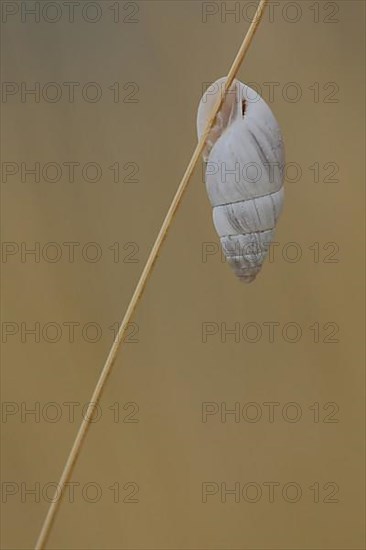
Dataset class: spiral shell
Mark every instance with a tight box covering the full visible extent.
[197,77,285,282]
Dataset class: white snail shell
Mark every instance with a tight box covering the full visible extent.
[197,77,285,282]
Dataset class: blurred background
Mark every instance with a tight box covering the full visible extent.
[1,1,365,548]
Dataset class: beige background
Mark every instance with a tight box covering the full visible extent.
[1,1,365,549]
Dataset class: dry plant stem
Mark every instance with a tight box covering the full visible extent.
[34,1,269,548]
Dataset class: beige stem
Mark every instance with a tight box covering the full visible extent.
[35,1,269,547]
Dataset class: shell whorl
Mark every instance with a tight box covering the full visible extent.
[197,77,285,282]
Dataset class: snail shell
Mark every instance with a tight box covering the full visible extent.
[197,77,285,282]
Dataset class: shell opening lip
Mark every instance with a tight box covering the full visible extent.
[241,99,247,117]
